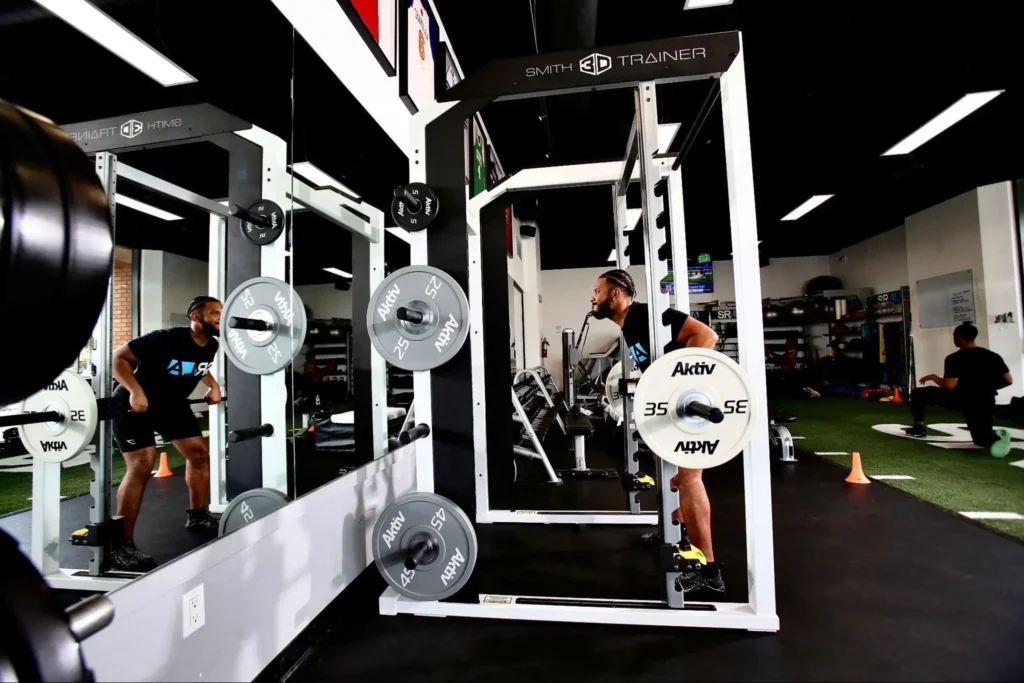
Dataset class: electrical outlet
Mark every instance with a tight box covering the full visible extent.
[182,584,205,639]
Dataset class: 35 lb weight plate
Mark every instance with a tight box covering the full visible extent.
[222,276,308,375]
[633,348,757,470]
[218,487,290,536]
[17,370,98,463]
[367,266,471,371]
[372,492,478,601]
[604,360,640,425]
[239,200,285,246]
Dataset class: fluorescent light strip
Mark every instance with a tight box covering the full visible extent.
[291,162,362,199]
[386,227,412,244]
[115,194,183,221]
[608,250,617,262]
[883,90,1005,156]
[323,267,352,278]
[33,0,195,87]
[781,195,834,221]
[684,0,734,9]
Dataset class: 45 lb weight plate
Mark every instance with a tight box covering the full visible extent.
[218,487,290,536]
[633,348,757,470]
[222,276,308,375]
[372,492,478,601]
[367,266,470,371]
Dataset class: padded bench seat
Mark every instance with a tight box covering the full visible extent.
[769,408,797,424]
[565,410,595,437]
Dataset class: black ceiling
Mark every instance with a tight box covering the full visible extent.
[1,0,1021,280]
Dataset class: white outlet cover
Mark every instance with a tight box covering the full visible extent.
[182,584,205,639]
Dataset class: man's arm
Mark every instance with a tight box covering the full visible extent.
[997,372,1013,390]
[677,316,719,350]
[112,344,143,394]
[921,374,958,390]
[201,372,223,403]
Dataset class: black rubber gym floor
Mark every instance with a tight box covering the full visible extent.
[0,465,216,568]
[278,444,1024,682]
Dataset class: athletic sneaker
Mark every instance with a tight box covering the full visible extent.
[702,562,725,593]
[675,561,725,594]
[904,425,927,438]
[108,538,157,572]
[990,428,1012,459]
[185,508,220,532]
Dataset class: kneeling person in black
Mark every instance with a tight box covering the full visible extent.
[109,296,223,571]
[907,322,1012,457]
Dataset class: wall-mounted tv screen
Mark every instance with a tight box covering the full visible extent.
[688,260,714,293]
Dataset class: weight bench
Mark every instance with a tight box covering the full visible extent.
[557,409,616,479]
[768,408,798,463]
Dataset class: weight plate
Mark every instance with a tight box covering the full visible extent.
[372,492,478,601]
[222,276,308,375]
[240,199,285,246]
[604,360,640,425]
[17,370,98,463]
[390,183,439,232]
[218,487,290,536]
[633,348,757,470]
[366,265,470,371]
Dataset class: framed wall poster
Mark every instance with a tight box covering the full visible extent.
[339,0,397,76]
[398,0,440,114]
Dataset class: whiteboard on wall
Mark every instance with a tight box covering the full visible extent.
[917,270,976,329]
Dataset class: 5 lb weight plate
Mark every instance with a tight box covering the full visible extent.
[17,370,98,463]
[372,492,478,601]
[239,200,285,246]
[218,487,290,536]
[367,265,471,371]
[390,183,439,232]
[222,276,308,375]
[633,348,757,470]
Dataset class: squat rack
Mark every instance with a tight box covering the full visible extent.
[34,104,387,591]
[388,30,777,630]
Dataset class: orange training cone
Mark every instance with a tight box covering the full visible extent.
[892,386,903,404]
[153,451,173,478]
[845,452,870,485]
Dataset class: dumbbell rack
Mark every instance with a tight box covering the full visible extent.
[510,367,566,485]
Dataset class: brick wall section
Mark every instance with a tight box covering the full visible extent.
[112,258,133,351]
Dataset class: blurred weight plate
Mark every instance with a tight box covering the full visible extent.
[604,360,640,425]
[218,488,290,536]
[222,276,308,375]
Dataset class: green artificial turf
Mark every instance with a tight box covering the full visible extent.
[772,396,1024,540]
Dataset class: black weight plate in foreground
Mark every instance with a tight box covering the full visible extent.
[390,182,439,231]
[372,492,478,601]
[240,199,285,246]
[0,530,94,683]
[218,488,290,536]
[0,101,113,407]
[366,265,471,371]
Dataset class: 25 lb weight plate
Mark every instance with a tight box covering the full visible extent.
[372,492,478,601]
[17,370,98,463]
[367,265,471,371]
[218,487,290,536]
[222,276,308,375]
[633,348,757,470]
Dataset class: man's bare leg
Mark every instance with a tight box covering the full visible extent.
[116,446,157,539]
[674,467,714,562]
[172,436,210,510]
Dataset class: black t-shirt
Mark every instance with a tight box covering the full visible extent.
[944,346,1009,400]
[117,328,219,402]
[620,303,690,372]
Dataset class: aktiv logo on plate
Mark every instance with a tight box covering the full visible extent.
[580,53,612,76]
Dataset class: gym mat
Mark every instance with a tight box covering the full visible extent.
[771,396,1024,540]
[0,465,216,568]
[278,451,1024,682]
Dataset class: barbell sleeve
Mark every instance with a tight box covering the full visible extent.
[231,204,269,228]
[683,402,725,424]
[65,594,115,643]
[228,423,274,444]
[0,410,63,429]
[399,423,431,445]
[229,316,272,331]
[405,538,437,570]
[396,307,425,324]
[394,186,423,213]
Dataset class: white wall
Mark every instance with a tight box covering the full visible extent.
[521,231,543,368]
[905,189,989,386]
[139,250,164,335]
[540,265,648,387]
[296,284,353,320]
[977,182,1024,402]
[161,253,209,329]
[830,226,909,294]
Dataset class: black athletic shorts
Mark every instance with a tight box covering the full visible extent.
[111,389,202,452]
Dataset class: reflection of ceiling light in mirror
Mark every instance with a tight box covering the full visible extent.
[291,162,361,199]
[684,0,734,8]
[323,267,352,278]
[115,194,183,221]
[608,250,617,262]
[386,227,412,244]
[32,0,196,86]
[882,90,1005,156]
[781,195,834,221]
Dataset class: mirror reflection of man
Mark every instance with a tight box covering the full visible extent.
[590,269,723,595]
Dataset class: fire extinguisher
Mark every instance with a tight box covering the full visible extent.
[541,337,550,359]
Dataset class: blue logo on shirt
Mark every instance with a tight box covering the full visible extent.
[629,343,648,364]
[167,360,211,377]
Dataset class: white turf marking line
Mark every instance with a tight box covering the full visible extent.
[869,475,916,480]
[815,451,849,456]
[959,511,1024,520]
[790,436,805,440]
[1011,460,1024,470]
